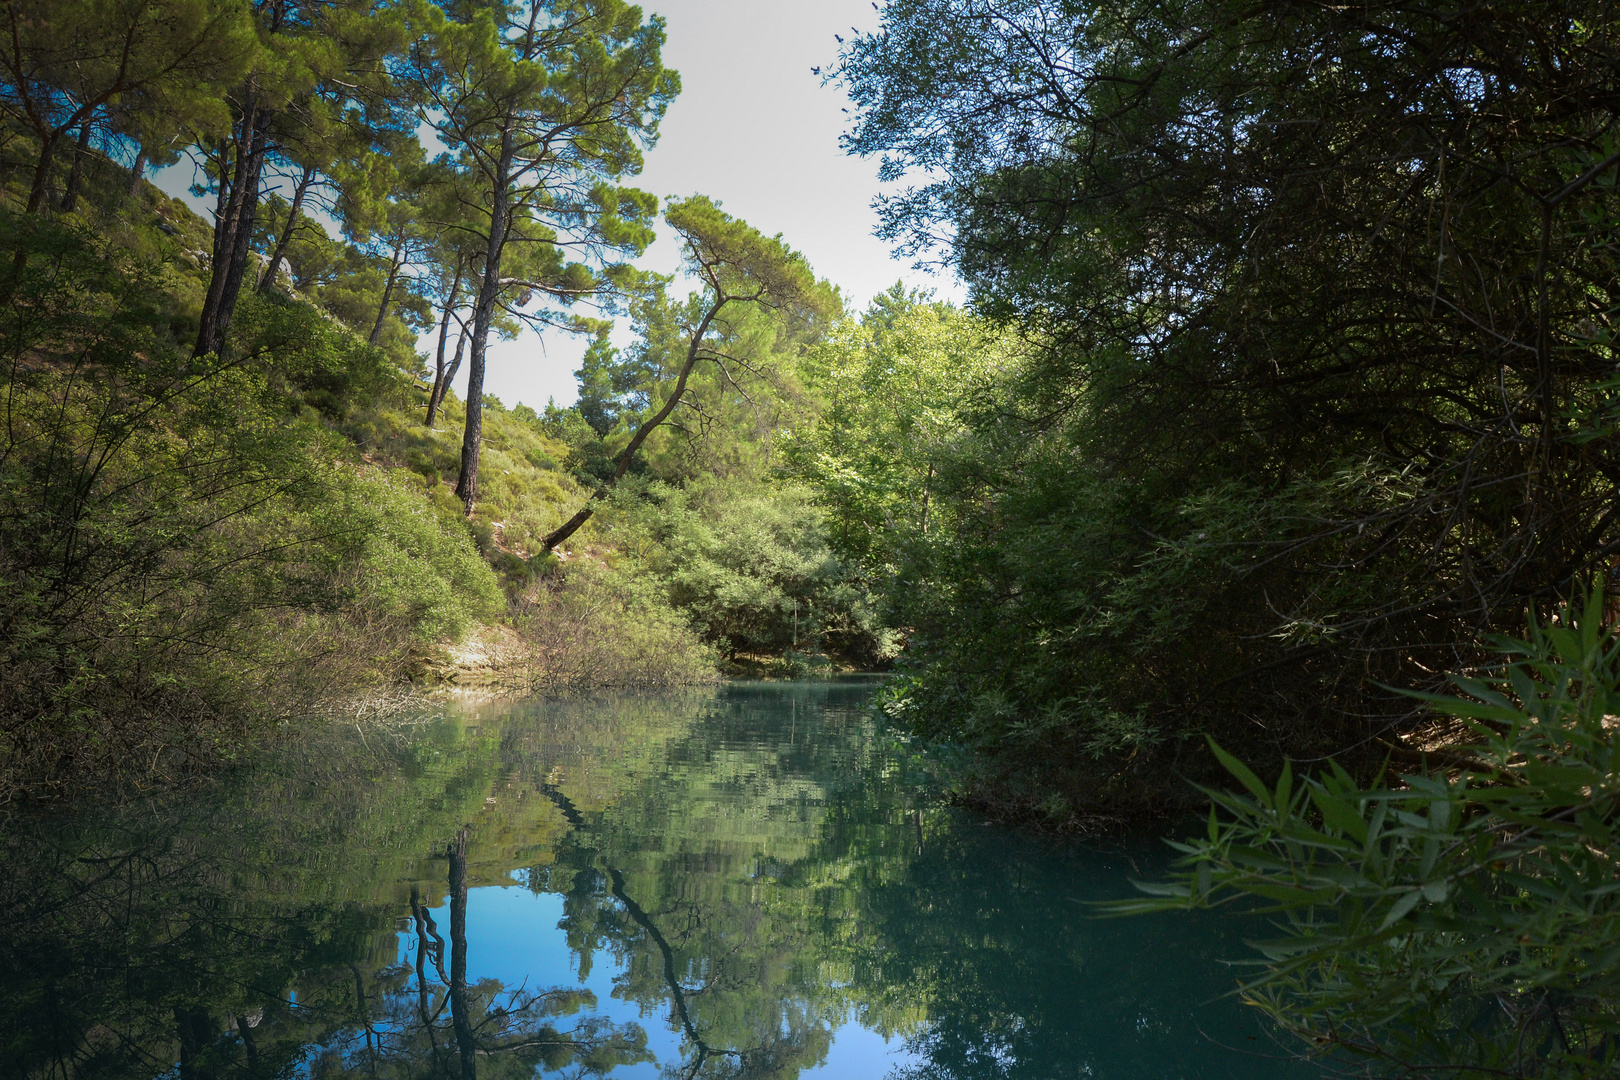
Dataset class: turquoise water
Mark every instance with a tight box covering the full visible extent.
[0,679,1305,1078]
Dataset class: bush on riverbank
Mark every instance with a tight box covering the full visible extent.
[593,477,897,668]
[1124,590,1620,1077]
[504,562,719,691]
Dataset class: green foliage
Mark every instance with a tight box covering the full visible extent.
[0,210,502,800]
[542,392,624,486]
[0,0,893,808]
[789,285,1012,571]
[1116,590,1620,1078]
[337,471,505,641]
[399,0,678,513]
[829,0,1620,822]
[230,287,414,416]
[0,0,253,212]
[536,194,843,550]
[352,389,587,556]
[596,478,893,665]
[574,323,638,437]
[525,197,885,675]
[584,281,822,484]
[250,184,432,375]
[507,559,719,690]
[874,449,1422,816]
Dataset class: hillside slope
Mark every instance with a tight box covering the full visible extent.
[0,140,718,802]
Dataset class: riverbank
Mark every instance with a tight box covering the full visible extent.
[0,146,889,806]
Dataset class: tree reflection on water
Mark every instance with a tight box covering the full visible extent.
[0,682,1297,1080]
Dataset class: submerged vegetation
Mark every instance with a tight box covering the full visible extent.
[4,0,1620,1073]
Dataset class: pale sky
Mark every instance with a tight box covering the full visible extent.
[160,0,958,410]
[488,0,960,409]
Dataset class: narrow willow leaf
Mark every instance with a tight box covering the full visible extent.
[1379,889,1422,930]
[1310,786,1369,843]
[1208,738,1271,807]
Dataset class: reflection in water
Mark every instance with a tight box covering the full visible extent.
[0,681,1302,1079]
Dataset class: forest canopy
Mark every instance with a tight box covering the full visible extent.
[831,0,1620,812]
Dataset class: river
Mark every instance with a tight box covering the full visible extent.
[1,678,1307,1079]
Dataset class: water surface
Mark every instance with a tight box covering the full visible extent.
[2,679,1303,1078]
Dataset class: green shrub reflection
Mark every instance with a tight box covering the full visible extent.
[0,683,1295,1079]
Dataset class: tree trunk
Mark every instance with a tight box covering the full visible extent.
[59,115,95,212]
[235,1013,261,1073]
[431,325,469,428]
[195,96,271,357]
[370,237,407,345]
[409,886,443,1060]
[5,122,69,291]
[427,269,463,426]
[542,299,724,550]
[213,110,271,340]
[455,121,516,516]
[455,300,491,515]
[126,144,148,198]
[2,128,57,293]
[175,1006,220,1080]
[23,127,63,215]
[607,866,713,1059]
[196,122,249,355]
[210,137,232,238]
[447,828,478,1080]
[257,163,314,292]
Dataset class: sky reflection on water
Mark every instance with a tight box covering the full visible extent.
[1,679,1305,1079]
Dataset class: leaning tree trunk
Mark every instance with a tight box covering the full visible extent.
[257,163,315,292]
[542,300,723,550]
[370,237,407,345]
[430,325,468,428]
[427,268,463,426]
[22,125,66,215]
[7,117,72,291]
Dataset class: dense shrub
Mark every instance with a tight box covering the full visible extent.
[505,561,719,690]
[0,213,502,801]
[230,289,415,419]
[595,478,896,667]
[831,0,1620,822]
[332,472,505,642]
